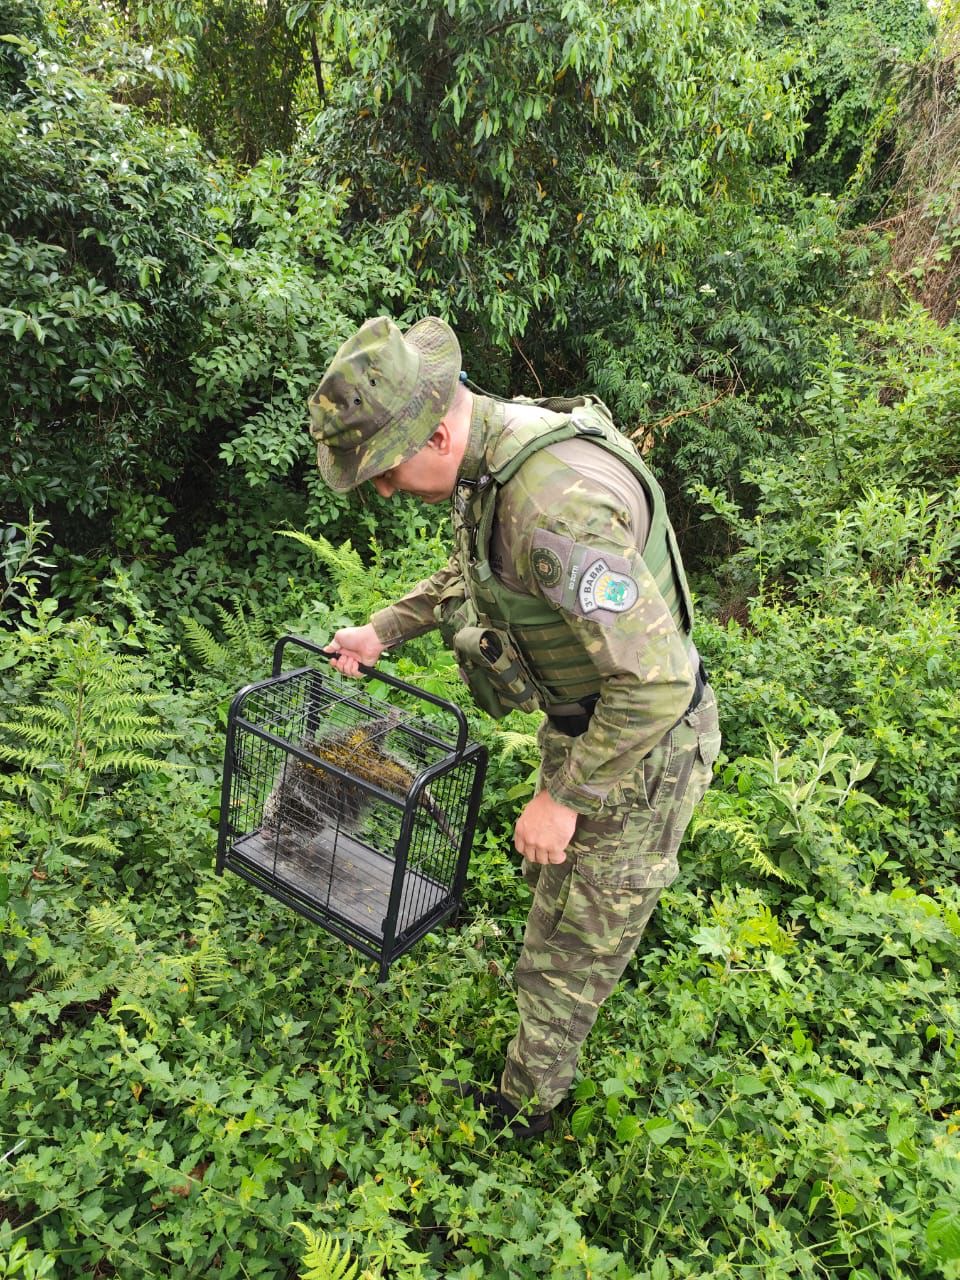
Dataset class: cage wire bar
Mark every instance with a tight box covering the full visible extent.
[216,635,488,979]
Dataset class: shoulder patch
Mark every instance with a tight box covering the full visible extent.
[578,559,639,614]
[528,529,643,626]
[532,547,563,589]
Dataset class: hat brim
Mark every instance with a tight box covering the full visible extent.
[313,316,461,493]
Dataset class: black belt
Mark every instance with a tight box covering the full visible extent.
[546,694,599,738]
[546,659,708,740]
[678,657,707,730]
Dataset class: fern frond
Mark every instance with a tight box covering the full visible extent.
[0,621,175,871]
[48,977,107,1007]
[692,812,799,886]
[494,729,539,762]
[158,934,231,995]
[0,741,61,770]
[79,714,165,739]
[179,615,231,670]
[88,903,138,943]
[276,529,368,592]
[189,938,231,995]
[0,625,173,783]
[218,603,267,650]
[90,751,179,775]
[62,832,121,855]
[291,1223,359,1280]
[2,708,75,733]
[111,1000,160,1039]
[179,603,272,677]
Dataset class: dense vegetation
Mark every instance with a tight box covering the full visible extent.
[2,1,959,1277]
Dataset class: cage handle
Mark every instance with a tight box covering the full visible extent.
[271,633,470,755]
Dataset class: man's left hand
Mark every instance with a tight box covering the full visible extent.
[514,790,578,864]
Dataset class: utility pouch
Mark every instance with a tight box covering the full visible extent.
[436,595,541,719]
[454,625,540,716]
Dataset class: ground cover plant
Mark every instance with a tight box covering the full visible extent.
[3,416,959,1276]
[2,1,960,1277]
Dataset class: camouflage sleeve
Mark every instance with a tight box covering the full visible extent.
[508,492,694,815]
[369,556,462,647]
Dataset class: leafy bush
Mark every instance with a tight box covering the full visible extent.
[3,5,960,1279]
[0,26,218,524]
[0,14,410,573]
[758,0,936,202]
[294,0,804,341]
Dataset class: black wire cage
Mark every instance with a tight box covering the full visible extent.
[216,636,488,979]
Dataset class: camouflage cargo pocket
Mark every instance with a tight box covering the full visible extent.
[579,687,720,890]
[526,858,653,959]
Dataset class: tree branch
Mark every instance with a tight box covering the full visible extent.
[309,32,326,107]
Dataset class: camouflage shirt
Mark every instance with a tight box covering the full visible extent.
[370,395,695,814]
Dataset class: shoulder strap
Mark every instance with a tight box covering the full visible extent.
[473,397,695,636]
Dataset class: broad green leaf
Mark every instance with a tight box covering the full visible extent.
[570,1104,595,1139]
[616,1114,641,1142]
[927,1207,960,1261]
[644,1117,680,1146]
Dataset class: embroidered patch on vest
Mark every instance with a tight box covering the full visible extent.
[578,559,639,614]
[532,547,563,589]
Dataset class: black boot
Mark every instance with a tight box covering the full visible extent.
[448,1081,554,1140]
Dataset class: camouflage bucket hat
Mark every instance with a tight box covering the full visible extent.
[308,315,461,493]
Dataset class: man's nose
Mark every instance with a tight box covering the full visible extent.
[372,475,393,498]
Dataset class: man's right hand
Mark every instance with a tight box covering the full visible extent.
[324,624,386,678]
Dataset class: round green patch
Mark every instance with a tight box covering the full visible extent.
[532,548,563,589]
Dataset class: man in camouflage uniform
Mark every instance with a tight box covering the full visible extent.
[310,315,721,1138]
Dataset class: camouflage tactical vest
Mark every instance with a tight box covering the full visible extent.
[436,396,694,720]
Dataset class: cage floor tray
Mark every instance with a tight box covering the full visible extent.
[227,825,449,940]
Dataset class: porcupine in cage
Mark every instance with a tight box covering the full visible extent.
[260,714,456,881]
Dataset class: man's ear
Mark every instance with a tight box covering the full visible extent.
[427,420,451,453]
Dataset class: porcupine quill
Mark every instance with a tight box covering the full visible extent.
[261,715,458,853]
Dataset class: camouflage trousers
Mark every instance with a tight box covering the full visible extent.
[500,687,721,1113]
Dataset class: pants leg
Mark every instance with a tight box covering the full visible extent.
[501,688,721,1112]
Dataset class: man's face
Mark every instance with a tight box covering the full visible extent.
[370,433,456,504]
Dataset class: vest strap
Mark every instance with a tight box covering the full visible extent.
[446,396,696,720]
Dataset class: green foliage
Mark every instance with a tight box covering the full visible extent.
[585,193,856,517]
[570,877,960,1279]
[0,11,399,563]
[293,1223,359,1280]
[0,1230,56,1280]
[158,0,316,163]
[690,303,960,884]
[882,23,960,324]
[0,618,178,895]
[2,4,960,1278]
[696,305,960,598]
[698,586,960,882]
[759,0,935,202]
[0,0,45,92]
[45,0,318,164]
[179,602,274,683]
[0,515,54,616]
[0,21,216,524]
[691,726,882,888]
[292,0,808,376]
[193,156,404,499]
[2,702,957,1280]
